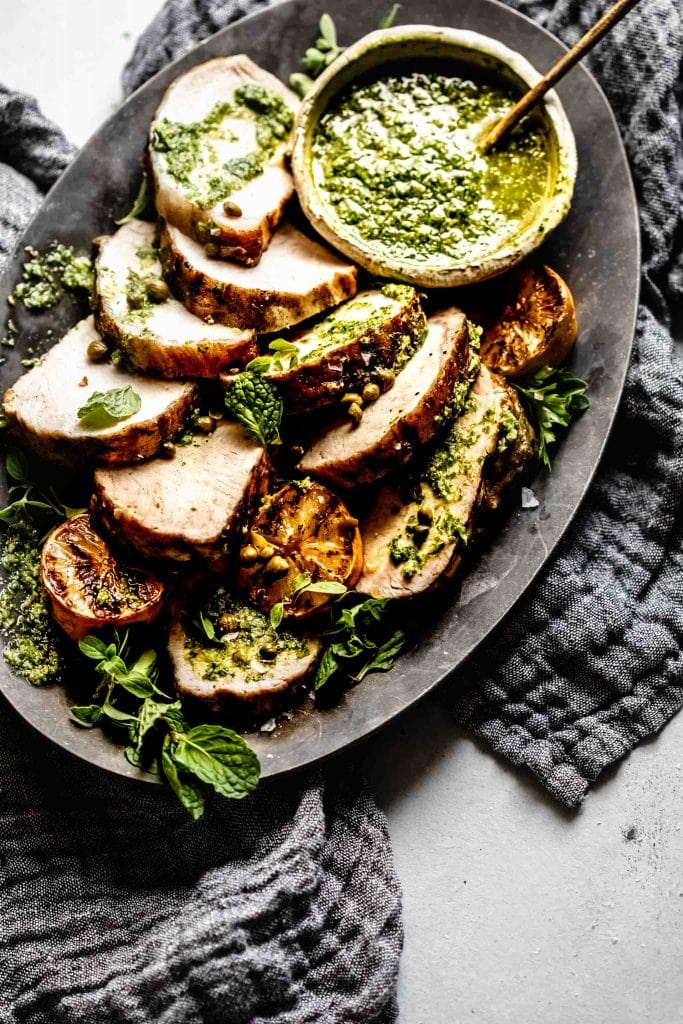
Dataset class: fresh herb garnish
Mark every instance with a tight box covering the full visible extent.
[72,632,260,818]
[116,176,150,225]
[513,366,589,468]
[223,371,283,446]
[314,597,405,690]
[290,8,402,97]
[77,385,142,429]
[246,338,300,375]
[192,607,217,643]
[0,447,84,525]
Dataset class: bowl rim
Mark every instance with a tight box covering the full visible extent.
[292,24,579,288]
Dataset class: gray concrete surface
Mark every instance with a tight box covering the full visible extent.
[2,4,682,1021]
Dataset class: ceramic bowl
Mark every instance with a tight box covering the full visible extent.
[292,25,578,288]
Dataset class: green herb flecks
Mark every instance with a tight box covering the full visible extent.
[513,366,589,468]
[73,632,260,818]
[77,385,142,429]
[116,177,150,225]
[314,597,405,691]
[12,244,94,311]
[0,519,67,687]
[224,371,283,446]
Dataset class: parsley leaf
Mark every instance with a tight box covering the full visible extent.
[315,597,405,690]
[223,371,283,446]
[77,385,142,429]
[513,366,589,468]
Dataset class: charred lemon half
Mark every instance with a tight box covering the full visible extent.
[41,513,166,640]
[480,264,578,379]
[237,481,363,619]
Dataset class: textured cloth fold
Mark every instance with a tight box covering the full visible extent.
[0,3,402,1022]
[451,0,683,808]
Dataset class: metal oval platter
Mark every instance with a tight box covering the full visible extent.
[0,0,639,785]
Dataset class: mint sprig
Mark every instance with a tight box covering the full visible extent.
[223,371,283,446]
[72,631,260,818]
[315,597,405,690]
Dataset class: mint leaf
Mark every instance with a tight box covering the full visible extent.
[513,366,589,468]
[315,597,403,691]
[355,630,405,681]
[6,448,28,482]
[304,581,348,595]
[270,602,284,629]
[78,636,109,661]
[161,735,206,820]
[319,13,337,48]
[70,703,103,725]
[78,385,141,429]
[223,371,283,446]
[171,724,260,800]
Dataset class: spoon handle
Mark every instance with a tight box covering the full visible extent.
[480,0,643,152]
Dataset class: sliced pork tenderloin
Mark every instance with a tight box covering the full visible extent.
[169,584,319,715]
[299,306,468,486]
[253,285,427,415]
[149,55,299,265]
[94,219,257,377]
[2,317,195,466]
[159,219,357,334]
[357,366,535,599]
[93,421,270,562]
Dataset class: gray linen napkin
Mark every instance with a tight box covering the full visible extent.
[0,36,401,1024]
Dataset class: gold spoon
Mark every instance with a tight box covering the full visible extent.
[479,0,643,152]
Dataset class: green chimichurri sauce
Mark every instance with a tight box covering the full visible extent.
[151,84,295,211]
[312,72,552,267]
[11,244,94,311]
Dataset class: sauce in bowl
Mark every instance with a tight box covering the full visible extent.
[311,71,553,269]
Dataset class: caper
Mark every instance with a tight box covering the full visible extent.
[266,555,289,577]
[223,200,243,217]
[259,642,277,661]
[233,644,251,665]
[208,409,224,422]
[341,392,363,406]
[251,531,269,550]
[417,506,433,526]
[146,278,171,303]
[197,415,216,434]
[240,545,258,564]
[259,544,276,561]
[127,291,144,310]
[218,613,240,632]
[87,339,109,363]
[412,524,430,546]
[205,242,220,258]
[362,382,381,403]
[158,441,176,460]
[375,368,396,392]
[347,402,364,426]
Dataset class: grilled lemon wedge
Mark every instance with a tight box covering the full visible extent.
[40,513,166,640]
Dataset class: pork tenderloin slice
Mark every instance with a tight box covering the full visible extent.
[150,55,299,265]
[95,220,257,377]
[259,285,427,415]
[299,306,468,486]
[358,366,533,599]
[94,421,270,562]
[169,588,319,715]
[2,317,195,466]
[159,219,357,334]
